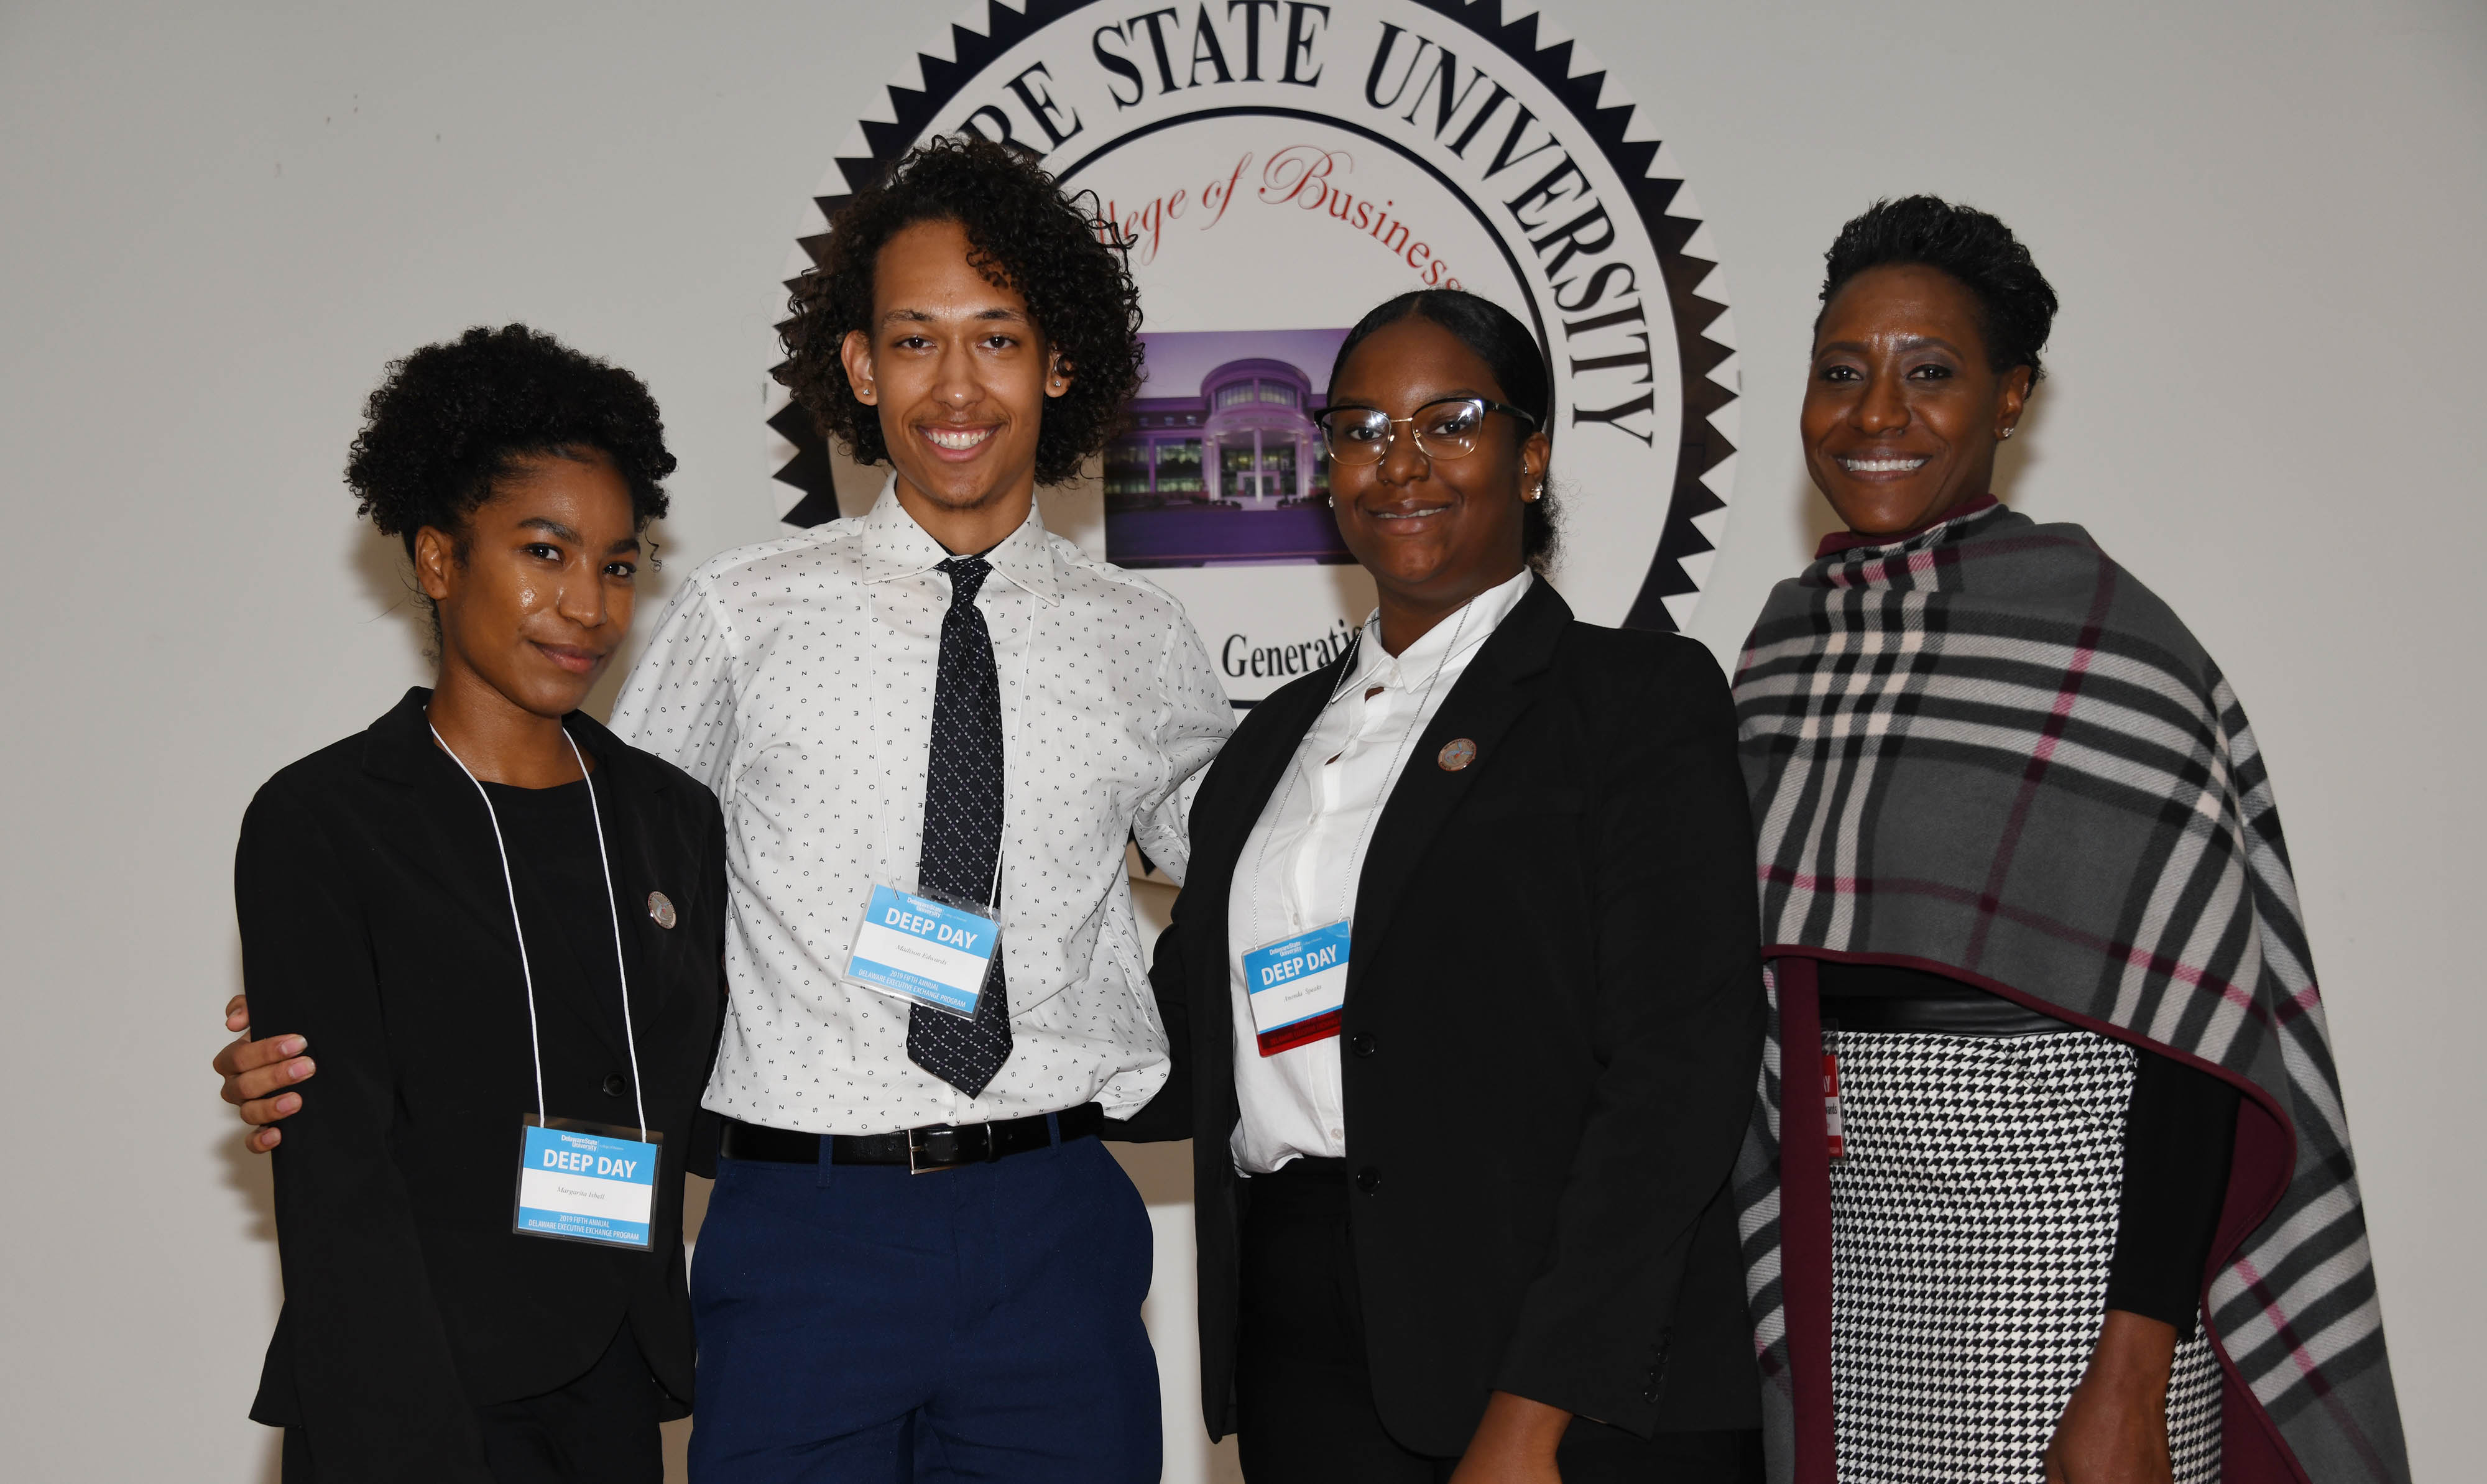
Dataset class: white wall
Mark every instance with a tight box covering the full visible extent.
[2,2,2478,1480]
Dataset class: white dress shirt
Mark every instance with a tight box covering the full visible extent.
[1224,569,1534,1174]
[609,481,1233,1135]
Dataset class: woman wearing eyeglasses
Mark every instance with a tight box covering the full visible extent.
[1125,290,1767,1483]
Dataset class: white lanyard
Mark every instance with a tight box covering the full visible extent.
[1247,601,1475,948]
[862,564,1039,913]
[431,724,648,1140]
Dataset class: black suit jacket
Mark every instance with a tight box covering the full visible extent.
[238,689,725,1483]
[1124,579,1765,1453]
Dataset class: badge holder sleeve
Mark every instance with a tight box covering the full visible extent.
[841,880,1002,1020]
[512,1115,663,1250]
[1240,920,1352,1056]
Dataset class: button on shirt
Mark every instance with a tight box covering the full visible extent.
[609,482,1233,1135]
[1225,569,1533,1174]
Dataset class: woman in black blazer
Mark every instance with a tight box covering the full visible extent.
[1125,292,1766,1482]
[232,327,724,1483]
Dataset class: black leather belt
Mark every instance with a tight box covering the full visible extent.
[1822,990,2070,1038]
[720,1103,1105,1174]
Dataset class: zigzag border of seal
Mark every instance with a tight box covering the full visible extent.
[764,0,1737,634]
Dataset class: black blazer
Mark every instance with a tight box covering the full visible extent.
[238,689,726,1482]
[1124,579,1765,1453]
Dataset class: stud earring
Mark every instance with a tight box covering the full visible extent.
[2001,425,2016,440]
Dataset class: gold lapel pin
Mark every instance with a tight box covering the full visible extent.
[1437,738,1477,772]
[647,891,677,929]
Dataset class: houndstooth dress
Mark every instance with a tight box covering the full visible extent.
[1828,1027,2223,1483]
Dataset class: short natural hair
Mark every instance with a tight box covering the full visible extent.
[1331,289,1559,574]
[1817,196,2059,381]
[346,323,673,560]
[777,135,1145,484]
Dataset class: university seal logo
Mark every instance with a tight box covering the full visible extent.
[768,0,1737,701]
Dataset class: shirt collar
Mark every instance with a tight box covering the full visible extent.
[853,474,1063,605]
[1334,568,1534,700]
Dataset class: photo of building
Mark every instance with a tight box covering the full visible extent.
[1104,328,1354,568]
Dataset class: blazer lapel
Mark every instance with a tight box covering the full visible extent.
[1347,580,1570,984]
[1194,680,1336,902]
[569,713,679,1029]
[471,727,644,1069]
[368,696,672,1061]
[1183,665,1339,1081]
[364,688,548,952]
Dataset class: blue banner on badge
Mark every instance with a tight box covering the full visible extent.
[1242,920,1351,1057]
[514,1120,658,1249]
[845,884,1000,1017]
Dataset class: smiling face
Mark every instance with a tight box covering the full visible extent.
[1326,316,1551,647]
[1803,263,2033,537]
[840,217,1068,548]
[415,451,642,721]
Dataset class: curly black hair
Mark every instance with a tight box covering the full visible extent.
[1819,196,2059,381]
[777,135,1145,485]
[1331,289,1561,576]
[346,323,675,560]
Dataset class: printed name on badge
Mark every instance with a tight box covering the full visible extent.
[845,883,1002,1018]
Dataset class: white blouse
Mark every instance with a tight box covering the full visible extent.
[1224,569,1534,1174]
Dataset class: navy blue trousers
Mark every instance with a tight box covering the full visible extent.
[687,1131,1160,1484]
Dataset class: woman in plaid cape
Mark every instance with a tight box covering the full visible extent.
[1730,199,2408,1484]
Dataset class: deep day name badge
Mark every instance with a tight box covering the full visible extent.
[1242,921,1351,1057]
[513,1117,660,1250]
[844,884,1000,1018]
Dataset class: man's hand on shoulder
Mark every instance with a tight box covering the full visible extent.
[213,994,313,1153]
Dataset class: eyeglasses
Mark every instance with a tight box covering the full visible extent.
[1313,397,1538,466]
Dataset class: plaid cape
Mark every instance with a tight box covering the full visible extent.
[1728,502,2407,1484]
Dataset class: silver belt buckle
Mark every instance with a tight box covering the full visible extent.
[907,1125,970,1174]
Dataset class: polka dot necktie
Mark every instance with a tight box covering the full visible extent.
[905,556,1013,1097]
